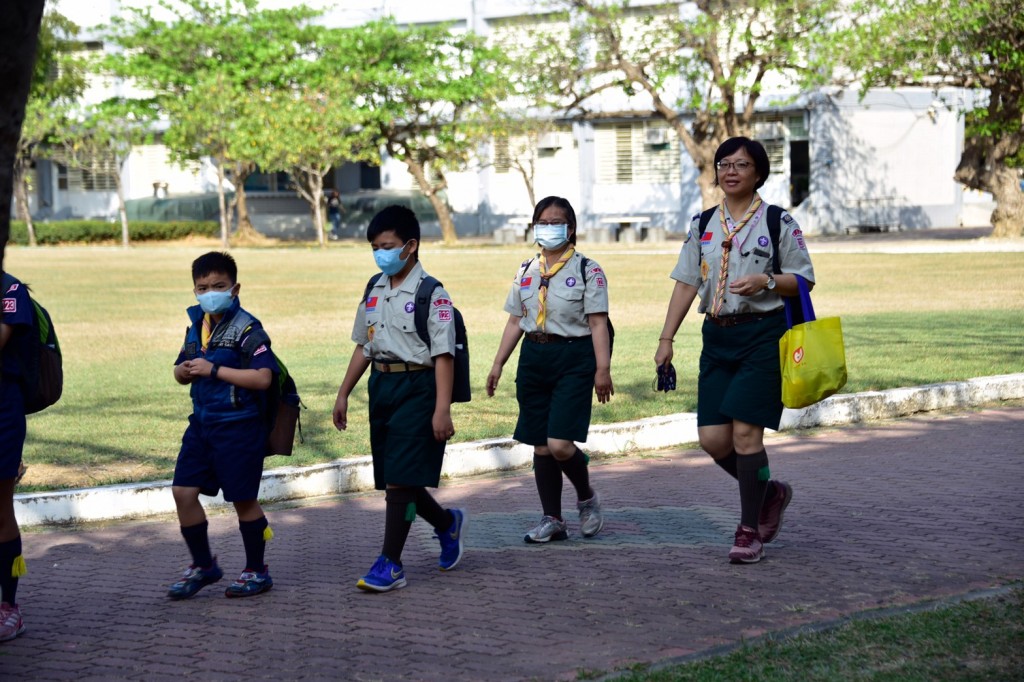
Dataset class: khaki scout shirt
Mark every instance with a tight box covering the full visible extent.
[503,251,609,336]
[351,261,456,365]
[670,203,816,315]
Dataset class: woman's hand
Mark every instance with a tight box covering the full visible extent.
[486,364,502,397]
[728,274,770,297]
[655,338,674,369]
[594,367,614,404]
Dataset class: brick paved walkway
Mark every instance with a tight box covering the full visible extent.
[3,407,1022,680]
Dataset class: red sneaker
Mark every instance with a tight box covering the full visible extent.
[728,525,765,564]
[759,481,793,544]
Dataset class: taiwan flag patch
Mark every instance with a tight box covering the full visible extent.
[520,277,532,288]
[700,232,713,243]
[366,296,378,312]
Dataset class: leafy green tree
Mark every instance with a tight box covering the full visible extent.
[334,19,512,243]
[520,0,845,208]
[104,0,325,245]
[242,85,377,247]
[50,99,155,248]
[845,0,1024,237]
[15,7,85,247]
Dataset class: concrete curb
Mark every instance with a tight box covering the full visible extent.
[15,374,1024,526]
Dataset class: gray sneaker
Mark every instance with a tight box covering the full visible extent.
[577,493,604,538]
[524,515,569,544]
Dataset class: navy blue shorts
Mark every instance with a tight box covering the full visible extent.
[0,381,26,480]
[173,415,266,502]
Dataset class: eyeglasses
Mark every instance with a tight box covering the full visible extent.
[715,160,753,172]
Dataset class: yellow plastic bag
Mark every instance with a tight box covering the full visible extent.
[779,277,848,409]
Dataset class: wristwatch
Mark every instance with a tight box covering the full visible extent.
[765,273,776,291]
[211,364,221,380]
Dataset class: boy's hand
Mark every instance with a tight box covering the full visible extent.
[174,361,194,384]
[185,358,215,378]
[485,365,502,397]
[432,409,454,442]
[333,394,349,431]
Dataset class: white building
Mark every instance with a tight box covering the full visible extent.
[28,0,993,236]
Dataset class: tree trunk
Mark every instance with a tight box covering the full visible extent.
[231,161,260,240]
[310,172,325,248]
[403,159,457,244]
[0,0,45,271]
[954,137,1024,238]
[115,162,130,248]
[13,160,36,247]
[215,155,229,248]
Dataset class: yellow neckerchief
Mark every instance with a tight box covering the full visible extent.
[200,313,214,353]
[536,246,576,330]
[710,194,763,317]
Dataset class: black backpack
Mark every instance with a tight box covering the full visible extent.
[1,273,63,414]
[363,273,471,403]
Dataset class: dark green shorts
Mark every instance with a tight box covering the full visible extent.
[367,368,445,490]
[697,312,787,430]
[514,336,596,446]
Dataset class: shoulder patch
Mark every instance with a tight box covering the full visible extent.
[690,213,701,221]
[782,212,795,224]
[3,298,15,314]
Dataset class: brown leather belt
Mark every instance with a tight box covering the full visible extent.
[524,332,574,344]
[706,307,784,328]
[373,361,430,373]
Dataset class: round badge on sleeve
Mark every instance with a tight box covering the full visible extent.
[404,301,415,313]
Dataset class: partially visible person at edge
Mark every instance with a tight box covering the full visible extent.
[0,273,32,641]
[486,196,613,544]
[327,189,343,240]
[168,251,279,599]
[333,205,467,592]
[655,137,815,564]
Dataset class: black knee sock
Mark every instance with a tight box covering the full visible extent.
[534,454,563,519]
[737,450,770,530]
[713,450,739,479]
[382,488,417,564]
[558,447,594,502]
[414,487,453,532]
[239,516,269,571]
[0,536,22,606]
[716,450,776,504]
[180,521,214,568]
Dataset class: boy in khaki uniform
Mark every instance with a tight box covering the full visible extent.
[333,205,467,591]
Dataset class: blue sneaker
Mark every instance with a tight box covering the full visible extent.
[436,508,467,571]
[357,555,407,592]
[167,558,223,600]
[224,565,273,598]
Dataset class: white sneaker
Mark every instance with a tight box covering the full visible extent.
[524,515,568,544]
[0,603,25,642]
[577,493,605,538]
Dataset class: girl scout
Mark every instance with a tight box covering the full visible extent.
[486,196,613,543]
[333,205,467,592]
[655,137,815,564]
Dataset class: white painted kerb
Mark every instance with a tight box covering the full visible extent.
[15,375,1024,526]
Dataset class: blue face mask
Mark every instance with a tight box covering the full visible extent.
[373,243,410,276]
[534,224,569,250]
[196,289,235,314]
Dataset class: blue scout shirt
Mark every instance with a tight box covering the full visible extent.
[175,297,278,424]
[1,274,34,380]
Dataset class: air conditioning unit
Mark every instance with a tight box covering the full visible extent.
[537,132,567,150]
[644,127,670,146]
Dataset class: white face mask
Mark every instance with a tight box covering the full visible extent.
[534,223,569,250]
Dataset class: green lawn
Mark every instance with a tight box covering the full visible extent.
[6,241,1024,490]
[603,587,1024,682]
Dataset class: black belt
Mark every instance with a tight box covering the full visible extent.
[706,307,784,328]
[524,332,578,344]
[373,361,430,373]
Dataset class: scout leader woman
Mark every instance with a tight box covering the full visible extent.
[486,196,612,544]
[654,137,815,564]
[333,205,467,592]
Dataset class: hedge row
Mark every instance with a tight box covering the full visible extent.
[8,220,219,245]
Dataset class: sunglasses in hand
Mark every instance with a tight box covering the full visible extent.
[654,362,676,392]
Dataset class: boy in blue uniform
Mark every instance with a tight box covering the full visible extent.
[333,205,467,592]
[168,252,279,599]
[0,273,33,640]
